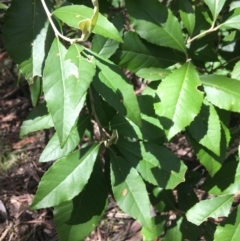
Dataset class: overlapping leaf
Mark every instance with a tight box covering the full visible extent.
[186,195,233,226]
[200,75,240,113]
[53,5,122,42]
[2,0,54,81]
[117,139,187,189]
[31,144,100,209]
[93,60,141,126]
[179,0,195,35]
[203,161,240,195]
[113,31,185,73]
[155,62,203,140]
[126,0,186,53]
[187,101,221,156]
[220,15,240,30]
[110,153,153,230]
[39,115,90,162]
[54,160,108,241]
[20,103,53,137]
[43,38,93,146]
[136,67,171,81]
[231,61,240,80]
[214,206,240,241]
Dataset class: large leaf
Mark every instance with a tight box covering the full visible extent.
[154,62,203,140]
[113,31,185,73]
[117,139,187,189]
[2,0,54,81]
[43,38,89,146]
[203,161,240,195]
[39,115,90,162]
[20,103,53,137]
[126,0,186,53]
[93,60,141,127]
[53,5,122,42]
[65,44,96,108]
[54,160,108,241]
[187,101,221,155]
[31,144,100,209]
[110,153,153,231]
[179,0,195,35]
[186,195,233,226]
[204,0,227,21]
[200,75,240,113]
[214,206,240,241]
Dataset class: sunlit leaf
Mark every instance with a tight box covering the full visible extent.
[186,195,233,226]
[204,0,227,21]
[155,62,203,140]
[31,144,100,209]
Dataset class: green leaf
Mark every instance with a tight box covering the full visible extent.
[200,75,240,113]
[110,113,165,141]
[186,195,233,226]
[30,77,42,106]
[0,3,8,10]
[204,0,227,22]
[92,35,119,59]
[116,139,187,189]
[229,2,240,11]
[136,67,171,81]
[187,101,221,156]
[186,133,223,176]
[154,62,203,140]
[214,206,240,241]
[31,144,100,209]
[126,0,186,54]
[220,15,240,30]
[43,38,89,146]
[113,31,185,73]
[39,115,90,162]
[203,161,240,195]
[53,5,123,42]
[231,60,240,80]
[20,103,53,137]
[110,152,153,231]
[179,0,195,35]
[93,60,142,127]
[162,218,183,241]
[2,0,54,81]
[54,160,108,241]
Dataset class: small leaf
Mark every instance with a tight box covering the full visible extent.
[204,0,227,22]
[203,161,240,195]
[136,67,171,81]
[43,38,88,146]
[110,152,153,230]
[126,0,186,53]
[200,75,240,113]
[162,218,183,241]
[155,62,203,140]
[187,101,221,156]
[92,35,119,59]
[117,139,187,189]
[229,2,240,11]
[186,195,233,226]
[54,160,108,241]
[214,206,240,241]
[20,103,53,137]
[53,5,123,42]
[0,3,8,10]
[39,115,90,162]
[31,144,100,209]
[94,60,142,127]
[179,0,195,35]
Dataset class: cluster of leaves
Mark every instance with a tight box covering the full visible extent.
[2,0,240,240]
